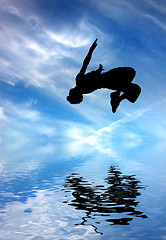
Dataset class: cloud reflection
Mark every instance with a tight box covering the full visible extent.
[63,165,148,234]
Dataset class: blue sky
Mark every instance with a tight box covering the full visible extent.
[1,0,166,160]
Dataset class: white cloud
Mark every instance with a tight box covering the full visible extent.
[3,130,29,150]
[2,97,165,161]
[143,13,166,31]
[0,99,96,159]
[1,0,23,18]
[0,107,8,121]
[0,1,117,125]
[46,17,107,48]
[37,143,57,154]
[84,99,166,155]
[147,0,166,13]
[3,100,41,122]
[1,0,40,27]
[84,0,166,31]
[47,30,91,48]
[0,1,109,108]
[35,125,57,137]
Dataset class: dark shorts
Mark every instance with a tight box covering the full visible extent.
[101,67,136,91]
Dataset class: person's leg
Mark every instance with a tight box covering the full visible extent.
[110,90,121,113]
[122,83,141,103]
[110,83,141,113]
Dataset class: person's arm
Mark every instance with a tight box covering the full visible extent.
[79,39,98,75]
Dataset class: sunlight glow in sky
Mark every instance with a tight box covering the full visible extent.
[1,0,166,159]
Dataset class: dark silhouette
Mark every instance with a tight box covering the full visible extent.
[63,165,148,235]
[67,39,141,113]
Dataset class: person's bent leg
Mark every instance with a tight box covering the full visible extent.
[110,83,141,113]
[123,83,141,103]
[110,90,121,113]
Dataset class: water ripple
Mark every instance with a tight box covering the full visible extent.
[63,165,148,234]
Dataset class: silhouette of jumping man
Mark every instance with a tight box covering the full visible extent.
[67,39,141,113]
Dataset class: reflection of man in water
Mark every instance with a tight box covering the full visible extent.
[67,39,141,113]
[63,165,147,229]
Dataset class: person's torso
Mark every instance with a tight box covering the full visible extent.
[76,71,102,94]
[75,67,136,93]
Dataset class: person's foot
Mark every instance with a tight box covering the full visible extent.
[110,92,120,113]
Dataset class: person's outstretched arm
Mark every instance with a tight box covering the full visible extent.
[79,39,98,75]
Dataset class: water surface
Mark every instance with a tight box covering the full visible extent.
[0,142,166,239]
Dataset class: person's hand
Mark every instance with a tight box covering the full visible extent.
[99,63,104,71]
[91,38,98,50]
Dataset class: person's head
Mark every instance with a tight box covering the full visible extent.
[67,87,83,104]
